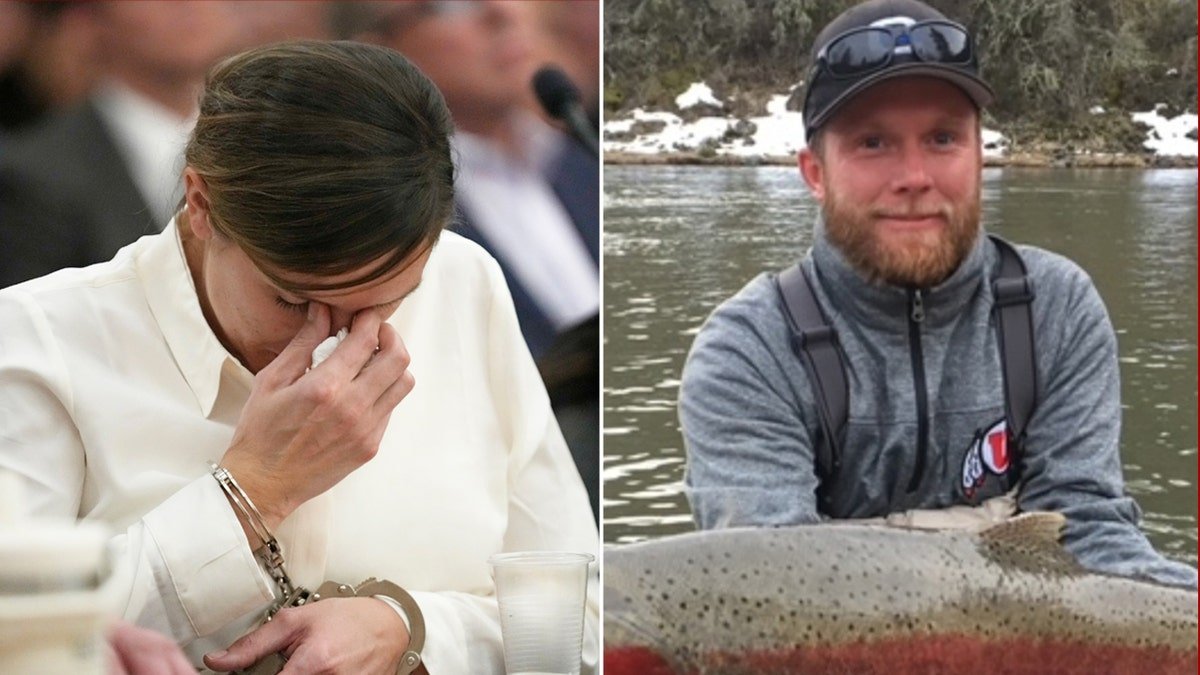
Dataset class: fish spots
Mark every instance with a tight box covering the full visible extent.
[605,523,1199,667]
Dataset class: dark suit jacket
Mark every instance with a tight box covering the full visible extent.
[0,100,157,288]
[451,138,600,359]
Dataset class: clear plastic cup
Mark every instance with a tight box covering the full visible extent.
[0,472,113,675]
[489,551,594,675]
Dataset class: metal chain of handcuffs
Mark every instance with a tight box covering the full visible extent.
[210,463,425,675]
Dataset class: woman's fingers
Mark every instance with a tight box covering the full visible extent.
[259,302,331,388]
[203,609,300,672]
[313,310,384,379]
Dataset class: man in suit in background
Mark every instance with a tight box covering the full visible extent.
[0,1,335,289]
[338,1,601,520]
[0,1,101,134]
[0,2,244,288]
[338,1,599,361]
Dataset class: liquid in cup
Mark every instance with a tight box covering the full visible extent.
[489,551,594,675]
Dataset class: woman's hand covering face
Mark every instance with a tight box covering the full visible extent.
[218,302,415,530]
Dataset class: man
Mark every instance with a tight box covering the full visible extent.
[0,1,101,133]
[679,0,1197,588]
[0,2,334,289]
[0,2,246,288]
[526,0,600,129]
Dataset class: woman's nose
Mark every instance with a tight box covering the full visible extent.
[328,308,355,335]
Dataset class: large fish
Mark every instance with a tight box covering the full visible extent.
[603,513,1197,675]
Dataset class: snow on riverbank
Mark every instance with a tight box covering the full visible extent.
[1133,105,1199,158]
[605,81,1198,161]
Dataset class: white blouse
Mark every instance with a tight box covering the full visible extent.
[0,221,598,672]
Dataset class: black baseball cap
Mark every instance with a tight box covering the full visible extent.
[802,0,994,141]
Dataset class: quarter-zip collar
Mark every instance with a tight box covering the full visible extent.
[808,217,993,330]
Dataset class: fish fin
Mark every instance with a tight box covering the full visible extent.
[978,512,1085,576]
[980,511,1066,544]
[603,584,685,670]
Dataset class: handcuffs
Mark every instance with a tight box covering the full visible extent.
[211,463,425,675]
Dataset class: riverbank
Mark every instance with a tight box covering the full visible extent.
[603,83,1199,169]
[604,150,1198,168]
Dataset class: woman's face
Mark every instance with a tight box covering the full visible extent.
[201,235,430,374]
[182,171,431,374]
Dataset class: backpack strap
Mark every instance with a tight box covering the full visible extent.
[988,235,1038,466]
[776,236,1037,508]
[775,264,846,510]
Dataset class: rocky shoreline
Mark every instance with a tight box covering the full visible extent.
[604,150,1198,169]
[604,86,1197,169]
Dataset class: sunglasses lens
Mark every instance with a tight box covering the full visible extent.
[910,24,972,63]
[825,28,894,76]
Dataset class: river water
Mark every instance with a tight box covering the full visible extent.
[602,165,1198,566]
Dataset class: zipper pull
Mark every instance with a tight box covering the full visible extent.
[911,290,925,323]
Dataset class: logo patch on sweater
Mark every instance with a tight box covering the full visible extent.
[961,419,1010,499]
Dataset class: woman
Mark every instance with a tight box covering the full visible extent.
[0,41,596,674]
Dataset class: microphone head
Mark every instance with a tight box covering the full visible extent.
[532,66,581,120]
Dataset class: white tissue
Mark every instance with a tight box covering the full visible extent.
[310,328,349,370]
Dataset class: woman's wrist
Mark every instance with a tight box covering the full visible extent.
[356,579,426,675]
[209,461,307,618]
[214,459,290,534]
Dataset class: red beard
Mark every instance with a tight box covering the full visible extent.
[823,183,982,288]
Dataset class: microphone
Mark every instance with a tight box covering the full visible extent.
[533,66,599,159]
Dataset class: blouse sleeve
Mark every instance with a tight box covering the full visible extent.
[0,289,276,644]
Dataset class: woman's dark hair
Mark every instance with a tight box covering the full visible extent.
[184,40,455,291]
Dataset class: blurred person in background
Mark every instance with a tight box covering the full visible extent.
[0,1,334,290]
[526,0,600,130]
[0,1,244,288]
[232,0,334,46]
[337,0,601,521]
[0,1,101,133]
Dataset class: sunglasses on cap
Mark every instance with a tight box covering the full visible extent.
[815,19,975,79]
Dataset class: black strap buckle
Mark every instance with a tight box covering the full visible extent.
[993,276,1035,307]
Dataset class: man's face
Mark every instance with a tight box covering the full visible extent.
[194,229,431,375]
[799,77,982,288]
[95,1,245,82]
[371,1,537,124]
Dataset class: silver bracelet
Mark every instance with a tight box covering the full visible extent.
[208,462,299,602]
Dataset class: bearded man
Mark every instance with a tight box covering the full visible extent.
[679,0,1196,588]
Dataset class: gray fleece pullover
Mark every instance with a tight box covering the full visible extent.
[680,222,1198,588]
